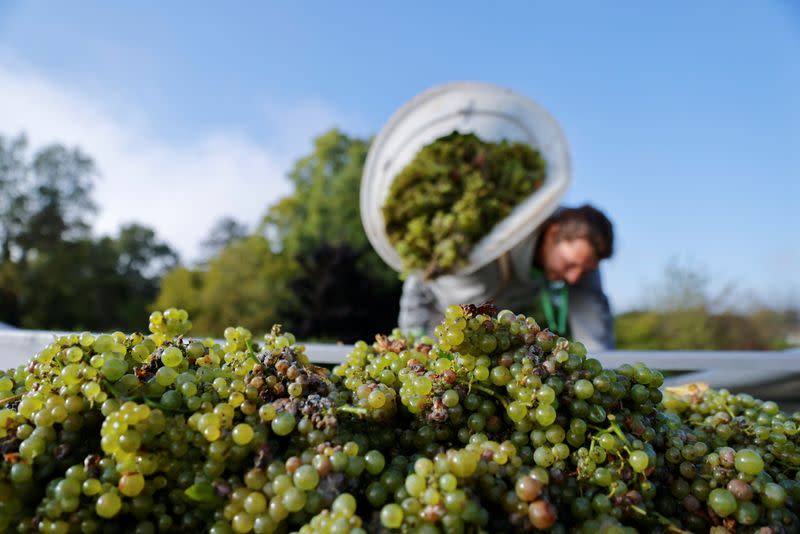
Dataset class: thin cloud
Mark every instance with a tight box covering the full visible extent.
[0,63,355,262]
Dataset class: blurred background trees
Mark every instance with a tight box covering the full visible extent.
[615,261,797,350]
[0,134,177,331]
[1,130,797,348]
[154,129,402,342]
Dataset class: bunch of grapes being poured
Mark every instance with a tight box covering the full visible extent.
[0,303,797,533]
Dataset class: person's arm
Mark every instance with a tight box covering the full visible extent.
[567,269,615,352]
[398,274,437,335]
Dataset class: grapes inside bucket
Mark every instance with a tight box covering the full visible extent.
[360,81,572,278]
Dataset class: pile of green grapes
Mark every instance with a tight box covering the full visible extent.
[0,304,798,534]
[382,132,546,278]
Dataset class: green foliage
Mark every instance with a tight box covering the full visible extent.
[0,134,28,263]
[262,129,401,336]
[261,129,395,286]
[151,267,204,321]
[0,133,177,331]
[16,226,176,331]
[278,243,402,343]
[156,129,402,338]
[615,310,798,351]
[199,216,248,263]
[0,261,21,325]
[154,236,293,336]
[616,262,799,350]
[200,235,294,335]
[263,129,370,254]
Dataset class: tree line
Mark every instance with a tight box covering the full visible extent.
[1,131,796,349]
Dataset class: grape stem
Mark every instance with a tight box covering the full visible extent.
[336,405,368,416]
[102,378,125,400]
[589,419,630,450]
[630,505,693,534]
[471,384,509,410]
[606,419,631,446]
[245,339,261,365]
[142,395,191,414]
[0,394,22,405]
[102,378,190,413]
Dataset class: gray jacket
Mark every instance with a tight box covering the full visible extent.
[398,231,615,353]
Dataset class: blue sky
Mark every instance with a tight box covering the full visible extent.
[0,1,798,311]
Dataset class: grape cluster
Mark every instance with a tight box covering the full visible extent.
[658,385,800,532]
[382,132,546,278]
[291,493,366,534]
[1,304,798,533]
[334,303,799,533]
[0,309,345,533]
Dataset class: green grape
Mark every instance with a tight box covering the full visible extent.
[232,424,255,445]
[244,492,267,515]
[734,449,765,475]
[380,503,404,529]
[736,501,761,525]
[573,379,594,400]
[332,493,357,516]
[537,385,556,404]
[535,405,557,426]
[102,358,128,381]
[96,492,122,518]
[293,465,319,491]
[271,412,296,436]
[364,450,386,475]
[507,401,528,423]
[761,482,787,509]
[282,487,306,512]
[628,451,649,473]
[3,305,800,534]
[118,472,145,497]
[368,389,386,408]
[439,473,458,493]
[366,482,388,507]
[708,488,737,517]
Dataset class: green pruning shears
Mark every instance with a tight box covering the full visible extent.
[530,267,568,336]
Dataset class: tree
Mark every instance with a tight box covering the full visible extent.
[258,129,402,336]
[262,129,370,256]
[17,144,97,260]
[20,237,123,330]
[1,134,100,329]
[115,223,179,285]
[17,224,178,331]
[1,133,97,264]
[155,129,404,338]
[0,133,178,331]
[155,236,294,336]
[151,267,204,323]
[643,259,711,311]
[198,236,293,335]
[112,224,180,327]
[0,261,21,325]
[200,217,249,262]
[615,309,717,350]
[615,261,799,350]
[279,243,402,342]
[0,134,29,263]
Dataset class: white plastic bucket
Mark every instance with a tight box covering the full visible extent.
[361,81,572,276]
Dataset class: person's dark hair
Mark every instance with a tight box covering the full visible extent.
[544,205,614,260]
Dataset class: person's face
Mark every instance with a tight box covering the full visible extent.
[541,226,599,284]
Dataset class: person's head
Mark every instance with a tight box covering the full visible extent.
[535,205,614,284]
